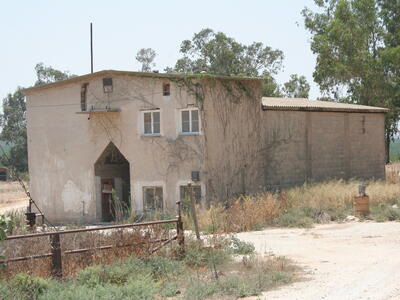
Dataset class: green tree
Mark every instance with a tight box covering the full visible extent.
[169,28,284,77]
[136,48,157,72]
[283,74,310,98]
[0,63,73,172]
[34,62,72,86]
[302,0,400,162]
[167,28,289,97]
[0,88,27,172]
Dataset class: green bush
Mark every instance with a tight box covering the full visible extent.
[76,257,149,286]
[369,204,400,222]
[225,235,255,254]
[184,241,229,268]
[184,279,219,300]
[271,208,314,228]
[145,256,182,280]
[8,273,50,300]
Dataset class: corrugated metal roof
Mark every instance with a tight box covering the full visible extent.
[24,70,262,94]
[262,97,389,113]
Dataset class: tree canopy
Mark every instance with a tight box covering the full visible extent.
[166,28,310,98]
[168,28,284,77]
[302,0,400,161]
[0,63,73,172]
[283,74,311,98]
[136,48,157,72]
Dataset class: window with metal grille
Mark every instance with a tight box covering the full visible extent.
[181,108,199,133]
[143,186,163,210]
[180,185,202,204]
[163,83,170,96]
[80,83,88,111]
[142,110,161,135]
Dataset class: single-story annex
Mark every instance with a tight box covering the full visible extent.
[24,70,388,223]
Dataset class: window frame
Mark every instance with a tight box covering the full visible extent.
[143,186,164,211]
[80,83,88,112]
[162,83,171,96]
[179,107,200,135]
[141,109,161,136]
[180,185,202,204]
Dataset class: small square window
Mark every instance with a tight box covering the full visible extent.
[143,186,163,210]
[181,108,200,134]
[163,83,170,96]
[142,110,161,135]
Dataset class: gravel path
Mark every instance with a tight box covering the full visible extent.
[238,222,400,300]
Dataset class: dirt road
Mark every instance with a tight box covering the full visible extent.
[238,222,400,300]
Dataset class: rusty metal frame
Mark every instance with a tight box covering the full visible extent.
[1,206,185,279]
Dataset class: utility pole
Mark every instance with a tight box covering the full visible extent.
[90,23,93,74]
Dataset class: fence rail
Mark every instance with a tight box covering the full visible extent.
[1,202,185,278]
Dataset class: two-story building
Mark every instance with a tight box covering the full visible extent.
[24,70,388,223]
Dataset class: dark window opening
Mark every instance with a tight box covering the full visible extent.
[180,185,202,204]
[80,83,88,111]
[143,187,163,210]
[163,83,170,96]
[103,77,113,93]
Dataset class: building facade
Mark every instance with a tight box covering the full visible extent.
[24,71,388,223]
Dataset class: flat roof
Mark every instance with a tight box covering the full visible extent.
[262,97,389,113]
[24,70,262,94]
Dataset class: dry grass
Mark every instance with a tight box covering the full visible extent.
[0,224,174,278]
[0,181,28,205]
[185,166,400,233]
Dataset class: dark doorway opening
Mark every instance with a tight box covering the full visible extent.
[95,143,130,222]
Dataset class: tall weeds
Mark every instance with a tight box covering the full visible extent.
[185,177,400,233]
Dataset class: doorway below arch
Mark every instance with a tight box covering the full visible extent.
[94,142,130,222]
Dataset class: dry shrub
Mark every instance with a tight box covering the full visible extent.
[386,162,400,184]
[185,194,280,234]
[186,177,400,233]
[0,224,173,278]
[221,194,280,232]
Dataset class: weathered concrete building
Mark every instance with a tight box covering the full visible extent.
[24,70,388,223]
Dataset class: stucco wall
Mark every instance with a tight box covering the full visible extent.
[26,75,206,223]
[260,110,386,189]
[26,73,386,222]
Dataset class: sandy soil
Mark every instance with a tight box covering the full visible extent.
[238,222,400,300]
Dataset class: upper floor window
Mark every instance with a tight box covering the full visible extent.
[181,108,199,134]
[163,83,170,96]
[142,110,161,135]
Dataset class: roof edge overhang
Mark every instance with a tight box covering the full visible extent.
[23,70,262,95]
[261,105,389,113]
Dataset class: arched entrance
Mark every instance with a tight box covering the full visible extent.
[94,143,130,222]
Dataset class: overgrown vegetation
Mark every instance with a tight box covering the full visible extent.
[183,176,400,233]
[0,236,298,300]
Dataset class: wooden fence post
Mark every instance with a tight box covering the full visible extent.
[50,233,62,279]
[176,201,185,256]
[188,183,200,240]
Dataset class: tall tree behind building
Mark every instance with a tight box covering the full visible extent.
[0,63,73,172]
[136,48,157,72]
[166,28,297,97]
[302,0,400,162]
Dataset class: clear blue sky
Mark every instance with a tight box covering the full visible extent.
[0,0,320,101]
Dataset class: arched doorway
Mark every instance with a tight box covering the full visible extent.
[94,143,130,222]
